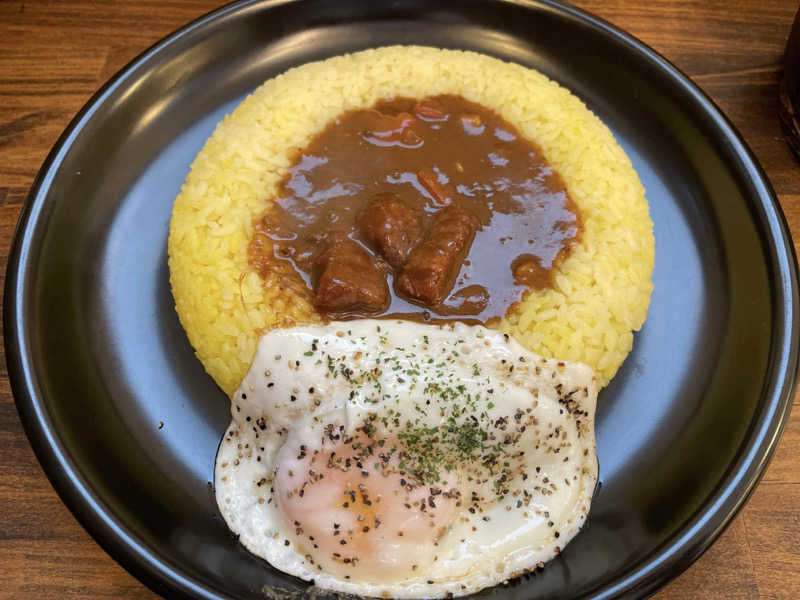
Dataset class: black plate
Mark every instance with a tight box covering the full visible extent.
[5,1,799,599]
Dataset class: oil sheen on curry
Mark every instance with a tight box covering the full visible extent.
[249,94,581,323]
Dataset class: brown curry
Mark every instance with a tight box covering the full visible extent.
[249,94,581,323]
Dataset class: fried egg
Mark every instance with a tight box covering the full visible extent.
[215,320,598,598]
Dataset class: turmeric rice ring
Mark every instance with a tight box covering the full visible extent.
[167,46,655,396]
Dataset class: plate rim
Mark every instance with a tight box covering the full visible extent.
[4,1,799,598]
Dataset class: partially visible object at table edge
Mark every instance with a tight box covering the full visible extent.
[781,8,800,159]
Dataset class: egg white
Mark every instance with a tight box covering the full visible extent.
[215,320,598,598]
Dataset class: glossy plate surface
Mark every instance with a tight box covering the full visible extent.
[5,1,799,599]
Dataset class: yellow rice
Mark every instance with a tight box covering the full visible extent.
[168,46,654,396]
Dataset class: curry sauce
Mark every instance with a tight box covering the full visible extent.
[249,94,581,323]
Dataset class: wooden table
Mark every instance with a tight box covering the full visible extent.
[0,1,797,598]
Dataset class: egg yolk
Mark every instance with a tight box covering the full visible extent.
[273,427,460,582]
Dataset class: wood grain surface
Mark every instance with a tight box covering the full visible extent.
[0,1,798,599]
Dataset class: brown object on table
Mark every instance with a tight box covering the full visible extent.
[0,1,798,599]
[781,10,800,157]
